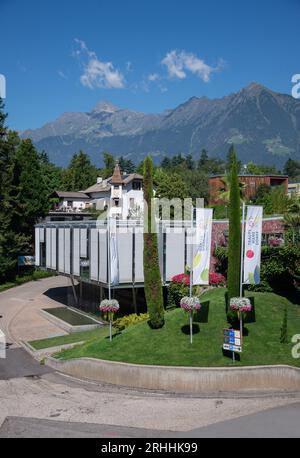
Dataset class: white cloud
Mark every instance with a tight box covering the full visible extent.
[80,59,125,89]
[162,50,217,82]
[73,39,125,89]
[148,73,160,82]
[58,70,67,79]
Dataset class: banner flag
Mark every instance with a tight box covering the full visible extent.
[193,208,213,286]
[243,206,263,285]
[109,219,119,286]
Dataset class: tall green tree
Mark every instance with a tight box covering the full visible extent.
[119,156,135,174]
[0,100,29,281]
[283,158,300,180]
[101,152,115,178]
[143,156,165,329]
[63,150,98,190]
[38,151,63,194]
[198,149,209,168]
[13,139,49,234]
[227,146,242,300]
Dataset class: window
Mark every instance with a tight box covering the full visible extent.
[130,198,135,208]
[132,181,141,190]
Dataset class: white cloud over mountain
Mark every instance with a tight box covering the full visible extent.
[162,49,217,82]
[74,39,125,89]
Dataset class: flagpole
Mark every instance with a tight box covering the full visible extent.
[239,202,246,343]
[190,205,194,298]
[190,205,194,345]
[107,214,112,341]
[108,214,111,301]
[240,202,246,298]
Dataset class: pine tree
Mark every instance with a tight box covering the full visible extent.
[198,149,208,168]
[63,151,98,190]
[0,102,29,281]
[38,151,63,194]
[143,156,165,329]
[227,146,241,300]
[13,138,49,234]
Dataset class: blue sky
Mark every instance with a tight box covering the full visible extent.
[1,0,300,130]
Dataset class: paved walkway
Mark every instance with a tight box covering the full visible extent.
[0,276,71,345]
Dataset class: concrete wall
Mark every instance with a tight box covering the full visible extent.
[46,357,300,393]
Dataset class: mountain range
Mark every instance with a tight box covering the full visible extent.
[22,83,300,168]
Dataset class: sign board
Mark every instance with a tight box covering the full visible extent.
[193,208,213,286]
[243,206,263,285]
[18,256,35,266]
[223,329,242,353]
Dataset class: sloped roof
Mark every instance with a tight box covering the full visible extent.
[84,173,144,194]
[110,162,123,185]
[122,173,143,184]
[50,191,90,199]
[84,182,111,193]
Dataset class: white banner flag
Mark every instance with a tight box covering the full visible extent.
[109,219,119,286]
[243,206,263,285]
[193,208,213,286]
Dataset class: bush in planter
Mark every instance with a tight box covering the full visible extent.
[167,281,189,309]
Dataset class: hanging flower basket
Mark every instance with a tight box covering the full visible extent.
[100,299,120,315]
[230,297,252,313]
[180,296,201,313]
[100,299,120,342]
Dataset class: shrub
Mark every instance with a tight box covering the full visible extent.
[167,281,189,309]
[209,272,226,286]
[171,273,190,285]
[113,313,149,332]
[214,246,228,276]
[247,280,273,293]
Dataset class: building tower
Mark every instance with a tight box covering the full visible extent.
[110,161,124,218]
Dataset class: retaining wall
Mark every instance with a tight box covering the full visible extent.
[46,357,300,393]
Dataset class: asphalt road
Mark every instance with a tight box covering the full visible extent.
[0,348,53,380]
[1,402,300,438]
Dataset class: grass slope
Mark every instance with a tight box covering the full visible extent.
[55,289,300,367]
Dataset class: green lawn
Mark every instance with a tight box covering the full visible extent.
[29,327,109,350]
[43,307,99,326]
[55,288,300,367]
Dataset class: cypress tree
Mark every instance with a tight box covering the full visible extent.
[143,156,165,329]
[227,146,241,300]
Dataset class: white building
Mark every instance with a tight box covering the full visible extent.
[288,182,300,198]
[50,162,144,220]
